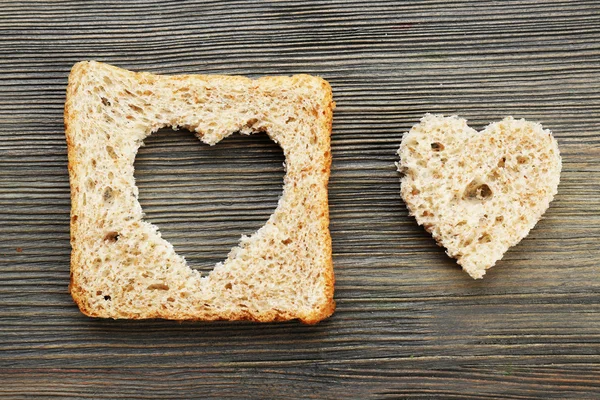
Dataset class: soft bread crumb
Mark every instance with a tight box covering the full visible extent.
[398,114,562,279]
[65,61,335,323]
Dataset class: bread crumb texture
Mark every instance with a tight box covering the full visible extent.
[398,114,561,279]
[65,61,335,323]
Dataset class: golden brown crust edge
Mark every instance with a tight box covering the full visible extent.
[66,62,93,317]
[65,62,336,324]
[304,77,336,324]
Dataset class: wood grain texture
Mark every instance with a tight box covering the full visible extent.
[0,0,599,398]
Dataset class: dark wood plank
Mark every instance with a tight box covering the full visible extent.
[0,0,599,398]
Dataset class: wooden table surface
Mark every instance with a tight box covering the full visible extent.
[1,1,599,398]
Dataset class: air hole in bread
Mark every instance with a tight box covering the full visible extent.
[86,177,95,190]
[103,295,111,301]
[129,104,143,113]
[478,233,492,243]
[464,180,493,201]
[488,170,500,182]
[147,283,169,290]
[103,186,114,203]
[431,142,444,151]
[104,231,119,242]
[101,97,111,106]
[498,157,506,168]
[134,127,285,274]
[496,216,504,222]
[106,145,118,160]
[517,155,528,164]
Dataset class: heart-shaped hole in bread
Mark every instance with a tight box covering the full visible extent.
[398,114,562,279]
[134,128,284,274]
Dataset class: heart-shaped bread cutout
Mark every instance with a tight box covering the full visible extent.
[398,114,561,279]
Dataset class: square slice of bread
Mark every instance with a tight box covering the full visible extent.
[65,61,335,324]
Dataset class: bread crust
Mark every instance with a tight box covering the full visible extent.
[65,61,335,323]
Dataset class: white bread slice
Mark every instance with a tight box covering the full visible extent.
[398,114,561,279]
[65,61,335,323]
